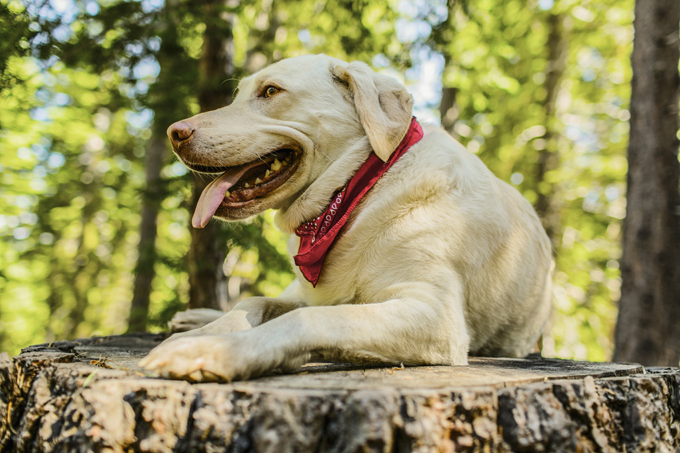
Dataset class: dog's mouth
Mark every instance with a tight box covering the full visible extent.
[191,148,301,228]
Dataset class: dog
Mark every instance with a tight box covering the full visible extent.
[138,54,552,382]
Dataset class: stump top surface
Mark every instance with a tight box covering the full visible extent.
[18,333,643,391]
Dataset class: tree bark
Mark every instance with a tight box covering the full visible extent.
[439,86,458,136]
[3,334,680,452]
[613,0,680,367]
[128,136,166,332]
[187,1,235,310]
[534,12,567,246]
[437,1,459,139]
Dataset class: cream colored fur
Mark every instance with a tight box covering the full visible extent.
[139,55,553,382]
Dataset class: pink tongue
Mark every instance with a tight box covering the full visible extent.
[192,162,260,228]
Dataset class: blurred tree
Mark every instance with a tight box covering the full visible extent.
[534,11,567,245]
[0,58,145,347]
[187,0,235,312]
[613,0,680,366]
[128,135,166,332]
[432,1,459,136]
[127,0,198,332]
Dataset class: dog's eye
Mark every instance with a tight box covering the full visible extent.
[263,86,280,98]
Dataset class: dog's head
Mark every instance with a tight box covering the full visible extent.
[167,55,413,228]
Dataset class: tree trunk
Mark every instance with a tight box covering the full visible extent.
[613,0,680,366]
[65,206,94,339]
[4,334,680,452]
[439,86,458,136]
[127,136,166,332]
[187,182,228,310]
[187,1,235,310]
[534,12,567,246]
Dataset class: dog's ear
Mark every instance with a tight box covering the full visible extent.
[333,62,414,162]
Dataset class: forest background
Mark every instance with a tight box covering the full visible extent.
[0,0,647,361]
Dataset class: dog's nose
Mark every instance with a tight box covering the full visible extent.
[167,121,194,148]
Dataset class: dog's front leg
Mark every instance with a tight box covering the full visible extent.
[139,285,469,382]
[165,279,308,340]
[168,280,307,333]
[138,296,308,381]
[168,308,225,332]
[164,296,308,340]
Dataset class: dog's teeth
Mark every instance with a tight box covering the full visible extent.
[271,159,282,171]
[244,183,250,188]
[255,177,263,184]
[224,190,230,198]
[265,169,271,178]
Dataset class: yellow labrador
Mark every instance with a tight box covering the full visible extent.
[138,55,552,382]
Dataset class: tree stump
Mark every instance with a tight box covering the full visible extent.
[1,333,678,452]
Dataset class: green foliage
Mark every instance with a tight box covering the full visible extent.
[0,0,641,363]
[0,0,34,94]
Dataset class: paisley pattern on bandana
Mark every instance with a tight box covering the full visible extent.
[296,191,345,244]
[294,118,424,286]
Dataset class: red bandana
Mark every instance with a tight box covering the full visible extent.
[294,118,424,286]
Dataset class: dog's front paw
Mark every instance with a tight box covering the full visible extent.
[168,308,224,333]
[138,335,249,382]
